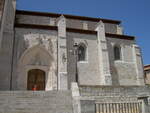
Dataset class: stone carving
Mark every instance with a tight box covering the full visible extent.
[37,35,43,45]
[30,53,41,65]
[105,75,112,85]
[62,53,67,64]
[24,33,54,54]
[48,38,53,54]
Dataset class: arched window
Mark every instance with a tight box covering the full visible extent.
[114,45,121,60]
[78,44,86,61]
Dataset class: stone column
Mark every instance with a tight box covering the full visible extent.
[0,0,16,48]
[71,82,81,113]
[57,15,68,90]
[0,0,16,90]
[132,44,145,85]
[95,21,112,85]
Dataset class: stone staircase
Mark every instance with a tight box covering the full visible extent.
[0,91,73,113]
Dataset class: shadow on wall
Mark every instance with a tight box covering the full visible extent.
[110,65,120,86]
[67,36,76,89]
[107,41,120,86]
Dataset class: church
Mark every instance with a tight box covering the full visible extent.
[0,0,149,113]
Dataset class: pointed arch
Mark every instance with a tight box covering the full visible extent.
[18,45,52,67]
[78,43,87,61]
[16,45,54,91]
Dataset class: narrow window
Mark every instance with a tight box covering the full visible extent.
[78,44,86,61]
[114,45,121,60]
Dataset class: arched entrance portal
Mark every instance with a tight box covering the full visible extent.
[27,69,45,91]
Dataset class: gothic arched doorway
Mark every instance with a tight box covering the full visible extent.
[27,69,45,91]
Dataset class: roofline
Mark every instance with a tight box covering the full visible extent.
[144,65,150,67]
[106,33,135,40]
[15,23,135,40]
[15,23,58,30]
[16,10,121,24]
[144,65,150,71]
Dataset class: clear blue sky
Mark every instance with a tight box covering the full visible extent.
[17,0,150,65]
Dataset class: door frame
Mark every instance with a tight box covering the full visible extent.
[27,69,46,91]
[25,65,50,90]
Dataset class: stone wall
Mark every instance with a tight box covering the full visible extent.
[16,13,118,34]
[14,12,145,86]
[145,70,150,85]
[79,86,150,97]
[12,28,58,90]
[16,14,56,26]
[107,37,144,86]
[79,86,150,113]
[105,23,117,34]
[67,32,101,86]
[66,31,144,86]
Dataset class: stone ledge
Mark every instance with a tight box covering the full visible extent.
[79,85,150,97]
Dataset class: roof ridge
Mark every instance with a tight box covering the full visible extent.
[16,10,121,24]
[144,65,150,67]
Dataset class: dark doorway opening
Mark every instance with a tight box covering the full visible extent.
[27,69,45,91]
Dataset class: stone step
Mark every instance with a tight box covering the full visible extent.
[0,91,73,113]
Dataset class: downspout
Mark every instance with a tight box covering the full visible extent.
[10,5,16,90]
[10,27,16,90]
[57,31,59,90]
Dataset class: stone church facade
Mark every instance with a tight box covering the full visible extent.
[0,0,150,113]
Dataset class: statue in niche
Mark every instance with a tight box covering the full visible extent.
[48,38,53,54]
[37,34,43,45]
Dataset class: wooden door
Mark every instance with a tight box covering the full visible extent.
[27,69,45,91]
